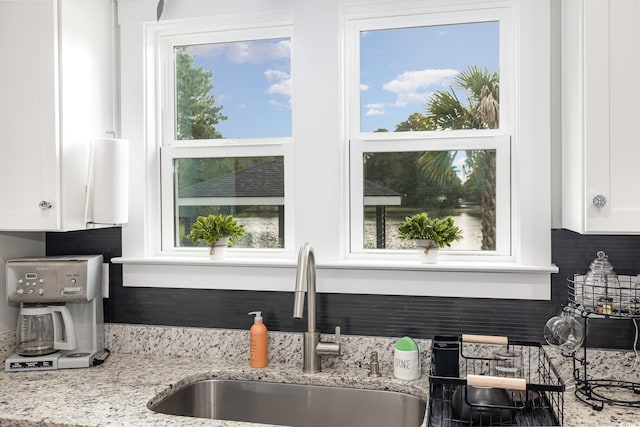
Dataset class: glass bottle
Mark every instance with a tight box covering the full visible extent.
[584,251,621,314]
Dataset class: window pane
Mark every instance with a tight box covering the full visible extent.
[360,22,499,133]
[175,157,284,249]
[175,38,291,140]
[363,150,496,251]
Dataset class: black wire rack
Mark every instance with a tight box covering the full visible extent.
[427,337,565,426]
[567,275,640,409]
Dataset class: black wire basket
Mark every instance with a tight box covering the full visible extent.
[427,335,565,426]
[568,274,640,318]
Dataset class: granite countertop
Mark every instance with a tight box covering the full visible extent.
[0,353,427,427]
[0,324,638,427]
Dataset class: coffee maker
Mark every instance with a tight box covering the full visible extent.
[4,255,105,372]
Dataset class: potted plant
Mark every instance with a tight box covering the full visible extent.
[185,214,245,258]
[398,212,462,263]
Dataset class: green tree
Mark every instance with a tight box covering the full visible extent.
[174,47,231,225]
[399,65,499,250]
[175,47,227,140]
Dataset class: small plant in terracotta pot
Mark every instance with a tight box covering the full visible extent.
[398,213,462,262]
[185,214,245,258]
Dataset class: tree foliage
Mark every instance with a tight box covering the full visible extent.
[175,48,227,140]
[397,65,500,250]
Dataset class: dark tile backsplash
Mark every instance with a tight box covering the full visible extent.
[46,228,640,349]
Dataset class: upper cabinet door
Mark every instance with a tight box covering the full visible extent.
[562,0,640,234]
[0,0,115,231]
[0,0,60,230]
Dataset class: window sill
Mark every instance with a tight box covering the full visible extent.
[112,256,558,300]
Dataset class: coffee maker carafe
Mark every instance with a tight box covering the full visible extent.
[16,304,76,356]
[5,255,105,372]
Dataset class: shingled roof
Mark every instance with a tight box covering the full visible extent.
[180,160,284,198]
[179,160,402,200]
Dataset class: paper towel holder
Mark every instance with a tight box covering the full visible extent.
[84,134,130,228]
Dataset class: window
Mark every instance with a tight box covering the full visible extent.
[346,10,512,258]
[118,1,555,298]
[173,39,292,140]
[158,26,294,254]
[171,156,285,249]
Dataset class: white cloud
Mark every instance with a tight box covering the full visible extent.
[268,79,292,97]
[360,83,370,91]
[365,103,387,116]
[187,44,225,59]
[268,99,289,111]
[265,69,291,98]
[226,40,291,64]
[383,69,458,107]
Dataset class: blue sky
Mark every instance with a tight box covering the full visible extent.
[185,21,498,138]
[360,21,499,132]
[188,39,292,139]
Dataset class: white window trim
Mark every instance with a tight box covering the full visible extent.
[349,135,512,261]
[160,144,295,255]
[114,0,557,300]
[157,19,296,257]
[345,5,514,260]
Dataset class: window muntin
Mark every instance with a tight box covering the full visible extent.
[348,10,511,257]
[174,38,291,140]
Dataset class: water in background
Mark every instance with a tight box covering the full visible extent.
[235,210,483,250]
[364,211,482,250]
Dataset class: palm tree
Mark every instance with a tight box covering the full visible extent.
[396,65,499,250]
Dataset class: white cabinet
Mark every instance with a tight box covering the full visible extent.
[0,0,115,231]
[562,0,640,234]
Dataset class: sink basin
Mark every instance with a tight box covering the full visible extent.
[149,379,426,427]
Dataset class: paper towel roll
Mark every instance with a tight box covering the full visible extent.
[90,138,129,224]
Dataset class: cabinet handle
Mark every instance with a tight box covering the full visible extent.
[39,200,52,210]
[592,194,607,208]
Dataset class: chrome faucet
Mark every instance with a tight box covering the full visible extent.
[293,243,341,373]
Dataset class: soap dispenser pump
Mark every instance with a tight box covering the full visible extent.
[248,311,268,368]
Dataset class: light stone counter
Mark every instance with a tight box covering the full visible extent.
[0,324,637,426]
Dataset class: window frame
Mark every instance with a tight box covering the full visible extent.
[345,7,514,260]
[349,136,512,260]
[157,22,295,256]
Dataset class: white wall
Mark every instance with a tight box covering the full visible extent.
[0,232,45,332]
[550,0,563,229]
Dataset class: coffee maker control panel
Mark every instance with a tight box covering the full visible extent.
[6,255,103,303]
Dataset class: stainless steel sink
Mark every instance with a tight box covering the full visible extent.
[149,379,426,427]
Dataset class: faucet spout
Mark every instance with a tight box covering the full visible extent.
[292,243,341,373]
[293,242,316,333]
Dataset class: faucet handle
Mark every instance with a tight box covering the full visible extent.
[316,326,342,356]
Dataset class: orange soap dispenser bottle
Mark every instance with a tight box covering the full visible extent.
[248,311,268,368]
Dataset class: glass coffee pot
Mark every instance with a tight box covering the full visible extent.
[16,304,77,357]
